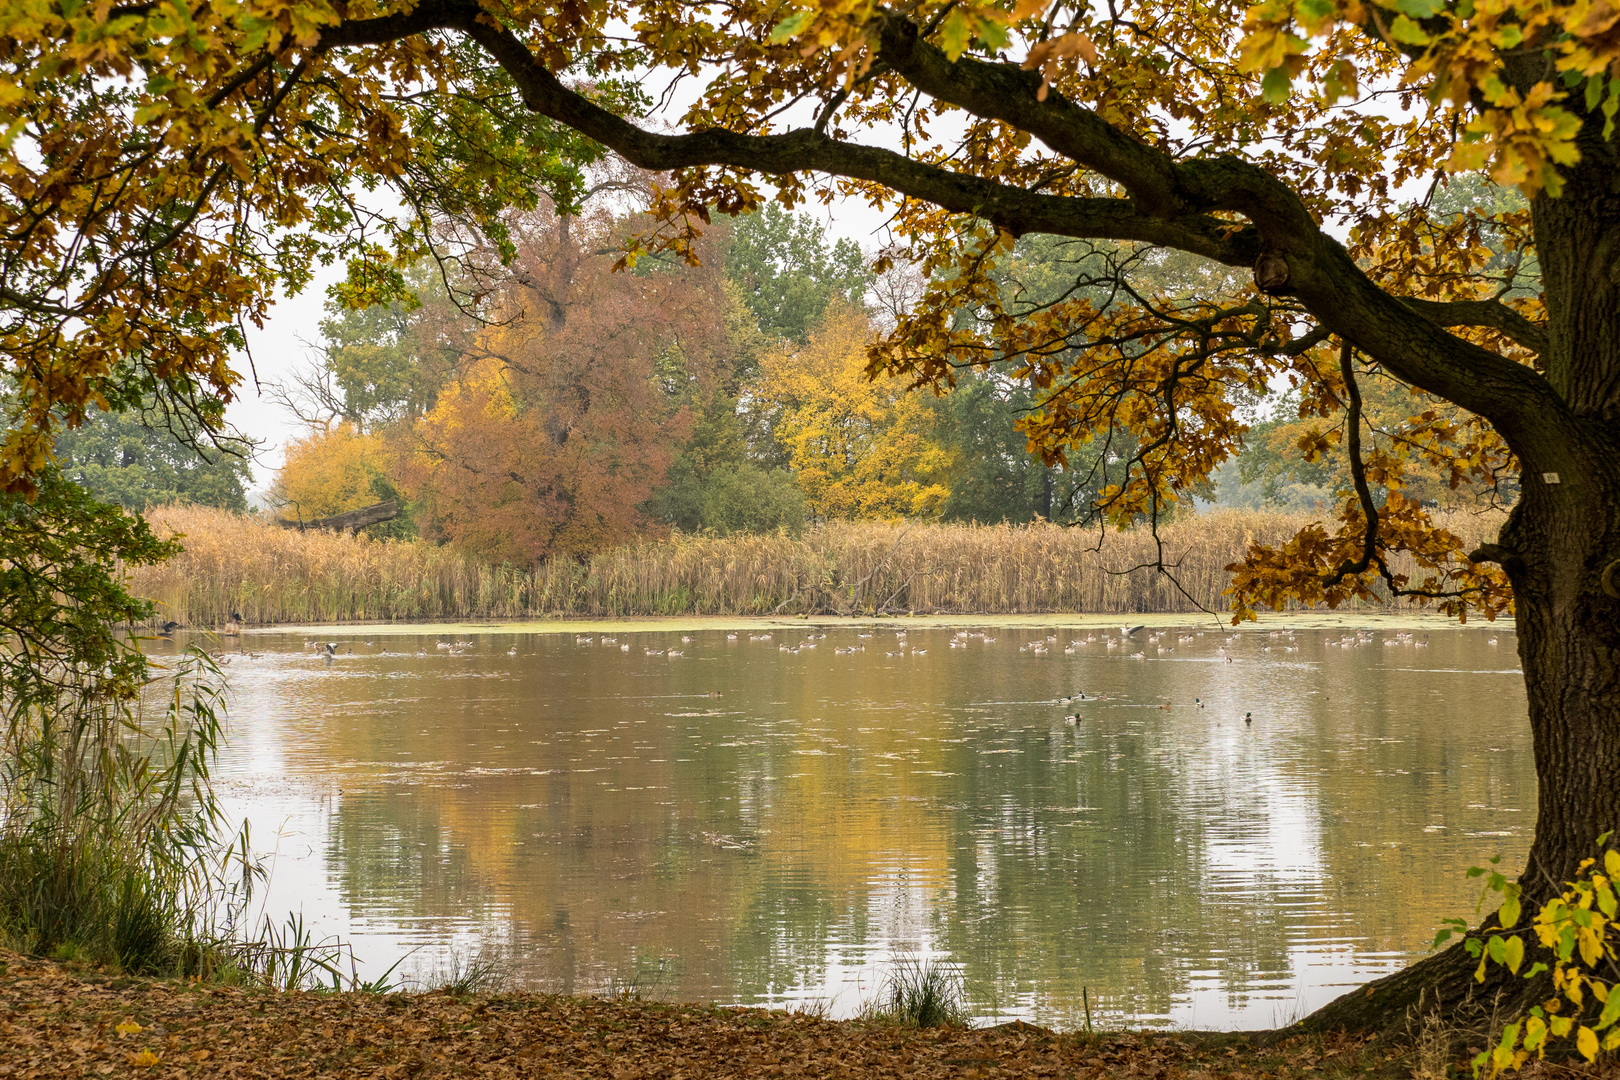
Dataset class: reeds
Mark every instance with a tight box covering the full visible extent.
[133,505,1509,624]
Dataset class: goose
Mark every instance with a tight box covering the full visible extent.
[506,646,518,656]
[1121,625,1145,637]
[323,642,338,656]
[157,620,181,636]
[223,611,242,636]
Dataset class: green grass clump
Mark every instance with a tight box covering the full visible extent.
[863,958,969,1028]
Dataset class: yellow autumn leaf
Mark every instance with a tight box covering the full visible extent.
[114,1020,142,1038]
[127,1049,162,1067]
[1577,1025,1599,1061]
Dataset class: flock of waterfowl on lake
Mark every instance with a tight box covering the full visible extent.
[171,618,1509,735]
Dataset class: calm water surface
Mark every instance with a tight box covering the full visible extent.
[168,620,1532,1029]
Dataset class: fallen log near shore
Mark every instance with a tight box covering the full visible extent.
[274,498,398,533]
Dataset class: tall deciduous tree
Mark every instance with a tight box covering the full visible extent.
[393,209,733,563]
[753,305,954,522]
[6,0,1619,1031]
[727,205,872,343]
[54,406,254,513]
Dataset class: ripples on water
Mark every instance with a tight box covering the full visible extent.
[158,621,1531,1029]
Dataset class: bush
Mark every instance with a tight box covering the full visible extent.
[0,472,234,970]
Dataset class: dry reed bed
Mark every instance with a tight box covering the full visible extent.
[133,506,1506,626]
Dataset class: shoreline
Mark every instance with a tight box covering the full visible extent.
[0,948,1433,1079]
[210,609,1516,639]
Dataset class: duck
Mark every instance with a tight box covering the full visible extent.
[1244,711,1253,725]
[1065,714,1082,724]
[1195,697,1204,708]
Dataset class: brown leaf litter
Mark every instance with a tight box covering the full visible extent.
[2,949,1616,1080]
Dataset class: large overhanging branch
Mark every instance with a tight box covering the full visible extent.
[320,1,1573,464]
[1402,297,1548,356]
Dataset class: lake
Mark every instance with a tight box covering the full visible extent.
[156,615,1532,1029]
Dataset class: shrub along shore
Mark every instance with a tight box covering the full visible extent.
[132,506,1506,627]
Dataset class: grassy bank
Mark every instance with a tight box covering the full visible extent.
[0,947,1485,1080]
[134,507,1507,626]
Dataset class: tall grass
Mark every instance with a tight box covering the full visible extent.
[0,646,248,971]
[861,958,969,1028]
[134,505,1508,624]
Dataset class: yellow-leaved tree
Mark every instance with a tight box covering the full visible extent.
[272,423,396,524]
[753,307,953,521]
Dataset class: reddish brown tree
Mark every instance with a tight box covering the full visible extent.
[396,208,733,563]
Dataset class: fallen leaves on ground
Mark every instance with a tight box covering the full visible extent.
[0,949,1614,1080]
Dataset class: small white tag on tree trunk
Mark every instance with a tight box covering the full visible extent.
[1543,472,1560,484]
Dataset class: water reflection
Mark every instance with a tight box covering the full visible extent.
[164,622,1532,1028]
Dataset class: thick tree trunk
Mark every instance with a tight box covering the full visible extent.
[1296,126,1620,1039]
[1297,461,1620,1035]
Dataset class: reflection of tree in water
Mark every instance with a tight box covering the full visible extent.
[299,629,1531,1022]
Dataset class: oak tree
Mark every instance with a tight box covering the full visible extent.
[6,0,1620,1030]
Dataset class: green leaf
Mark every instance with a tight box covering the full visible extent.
[1261,65,1293,103]
[767,10,812,44]
[975,18,1010,52]
[1490,24,1521,47]
[1393,0,1444,17]
[940,10,973,60]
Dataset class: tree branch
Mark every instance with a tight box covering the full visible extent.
[1401,297,1548,355]
[320,2,1575,462]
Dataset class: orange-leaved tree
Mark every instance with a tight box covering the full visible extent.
[391,208,734,563]
[6,0,1620,1032]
